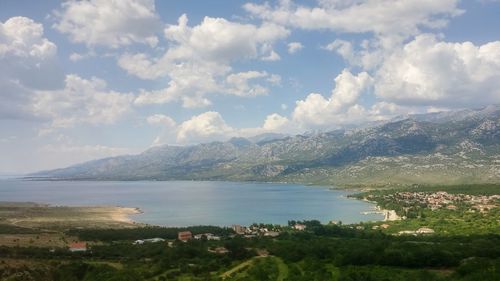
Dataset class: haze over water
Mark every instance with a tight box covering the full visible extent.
[0,180,382,226]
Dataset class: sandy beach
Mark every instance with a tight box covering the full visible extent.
[0,202,143,229]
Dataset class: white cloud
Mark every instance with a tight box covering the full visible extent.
[292,69,373,128]
[225,71,270,97]
[324,38,386,70]
[0,16,57,59]
[33,75,134,129]
[132,62,219,108]
[163,15,289,63]
[120,14,288,107]
[53,0,161,48]
[69,51,97,62]
[267,74,282,85]
[176,111,234,144]
[146,110,294,145]
[0,17,63,120]
[244,0,462,38]
[262,113,291,132]
[146,114,177,146]
[147,114,176,127]
[324,39,354,61]
[287,42,303,54]
[261,49,281,61]
[375,34,500,107]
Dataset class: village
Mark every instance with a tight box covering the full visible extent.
[67,223,309,254]
[366,191,499,213]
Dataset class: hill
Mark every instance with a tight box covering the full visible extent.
[32,106,500,186]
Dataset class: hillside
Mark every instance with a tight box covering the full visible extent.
[33,106,500,186]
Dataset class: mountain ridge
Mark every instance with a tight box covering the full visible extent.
[32,106,500,186]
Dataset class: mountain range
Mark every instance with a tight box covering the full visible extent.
[32,106,500,186]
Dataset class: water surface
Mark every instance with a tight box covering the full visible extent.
[0,180,382,226]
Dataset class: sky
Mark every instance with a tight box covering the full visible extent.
[1,0,500,173]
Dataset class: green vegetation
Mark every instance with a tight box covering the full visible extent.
[1,223,499,280]
[0,184,498,280]
[351,184,500,236]
[66,226,234,242]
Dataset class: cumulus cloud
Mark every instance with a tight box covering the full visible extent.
[33,75,134,129]
[163,15,288,63]
[292,69,373,128]
[120,14,288,108]
[0,17,63,120]
[176,111,234,144]
[225,71,271,97]
[287,42,304,54]
[147,114,176,127]
[262,113,291,132]
[0,16,56,59]
[244,0,462,38]
[53,0,161,48]
[146,111,294,145]
[375,34,500,107]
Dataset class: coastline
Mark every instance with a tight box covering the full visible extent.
[0,202,144,229]
[358,198,401,222]
[108,206,143,224]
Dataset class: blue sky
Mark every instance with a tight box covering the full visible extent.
[0,0,499,173]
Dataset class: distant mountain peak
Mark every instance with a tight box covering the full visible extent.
[32,107,500,185]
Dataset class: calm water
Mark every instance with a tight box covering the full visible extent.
[0,180,382,226]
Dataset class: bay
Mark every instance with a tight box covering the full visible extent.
[0,180,383,226]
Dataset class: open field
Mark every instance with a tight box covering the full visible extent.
[0,202,141,232]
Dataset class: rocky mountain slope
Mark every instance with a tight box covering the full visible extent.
[33,106,500,186]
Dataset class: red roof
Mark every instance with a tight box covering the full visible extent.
[69,242,87,249]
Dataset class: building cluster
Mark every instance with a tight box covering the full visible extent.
[68,241,87,252]
[193,233,221,241]
[231,224,281,238]
[133,237,165,245]
[372,191,499,212]
[398,227,435,236]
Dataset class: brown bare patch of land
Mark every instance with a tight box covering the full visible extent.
[0,202,142,232]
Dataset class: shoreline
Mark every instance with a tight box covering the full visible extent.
[0,182,392,228]
[109,206,143,224]
[0,202,144,229]
[357,198,401,222]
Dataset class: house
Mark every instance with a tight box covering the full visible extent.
[178,231,192,242]
[380,224,390,229]
[208,247,229,254]
[144,238,165,243]
[232,224,246,235]
[69,242,87,252]
[293,224,306,231]
[193,233,221,241]
[205,233,221,241]
[398,230,416,235]
[264,231,280,237]
[416,227,435,234]
[133,238,165,245]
